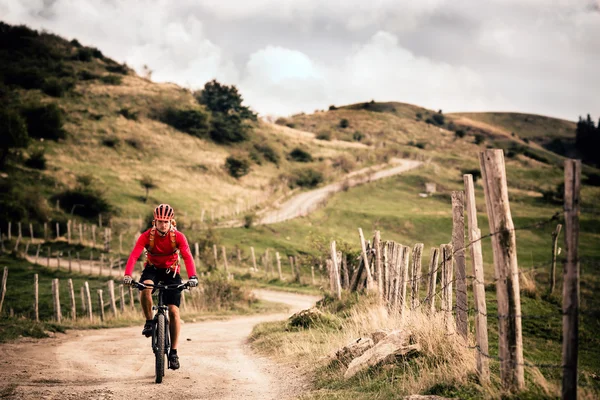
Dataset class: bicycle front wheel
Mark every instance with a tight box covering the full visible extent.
[155,314,166,383]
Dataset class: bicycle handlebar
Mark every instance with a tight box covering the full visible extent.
[131,280,190,291]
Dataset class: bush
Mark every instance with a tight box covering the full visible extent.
[289,147,313,162]
[70,39,82,48]
[209,112,250,143]
[352,131,364,141]
[243,213,255,229]
[78,70,99,81]
[339,118,349,128]
[474,134,485,144]
[42,77,74,97]
[316,131,331,141]
[54,187,112,219]
[455,129,466,139]
[119,108,139,121]
[0,108,29,168]
[161,107,209,138]
[225,155,251,178]
[25,149,46,170]
[196,79,256,121]
[332,155,356,173]
[329,105,337,111]
[416,112,423,120]
[125,137,143,150]
[462,168,481,183]
[3,67,45,89]
[447,121,456,131]
[100,75,122,85]
[285,122,296,128]
[106,64,129,74]
[584,172,600,187]
[432,112,445,126]
[21,103,65,140]
[101,137,119,148]
[290,168,323,188]
[74,48,93,62]
[254,143,279,165]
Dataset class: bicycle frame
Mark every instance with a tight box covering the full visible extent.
[152,288,170,357]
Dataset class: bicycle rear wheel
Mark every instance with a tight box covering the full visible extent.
[155,314,166,383]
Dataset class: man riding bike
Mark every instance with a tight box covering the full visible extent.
[123,203,198,370]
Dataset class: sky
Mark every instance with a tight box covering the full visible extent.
[1,0,599,120]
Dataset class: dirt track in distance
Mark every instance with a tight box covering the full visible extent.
[0,290,320,400]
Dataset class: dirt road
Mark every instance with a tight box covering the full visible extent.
[0,290,320,400]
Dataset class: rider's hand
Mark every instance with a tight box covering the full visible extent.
[123,275,133,286]
[188,276,199,287]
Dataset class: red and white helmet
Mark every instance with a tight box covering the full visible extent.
[153,204,174,221]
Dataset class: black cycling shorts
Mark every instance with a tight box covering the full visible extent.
[139,265,182,307]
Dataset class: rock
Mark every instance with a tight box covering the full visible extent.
[332,337,374,365]
[344,331,420,379]
[288,307,324,328]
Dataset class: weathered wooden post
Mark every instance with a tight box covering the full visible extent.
[452,191,468,340]
[212,244,219,270]
[311,266,315,285]
[250,247,257,271]
[221,246,229,273]
[84,282,93,321]
[80,286,86,314]
[56,222,60,239]
[374,231,382,299]
[0,267,8,316]
[129,286,135,310]
[52,278,62,323]
[194,242,200,265]
[97,290,105,321]
[119,284,125,313]
[410,243,424,309]
[57,251,61,270]
[237,247,242,266]
[562,159,580,400]
[18,222,22,240]
[330,241,342,299]
[44,222,48,240]
[7,221,11,241]
[276,252,283,280]
[399,245,410,319]
[35,243,41,265]
[357,228,374,290]
[68,251,72,273]
[79,223,83,245]
[67,220,72,244]
[34,274,39,322]
[107,280,117,316]
[550,224,562,293]
[29,223,34,242]
[464,173,490,382]
[92,225,97,249]
[47,247,50,268]
[68,279,76,320]
[14,235,21,252]
[440,244,454,333]
[479,149,524,391]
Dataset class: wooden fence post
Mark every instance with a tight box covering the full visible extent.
[479,149,524,391]
[562,159,580,400]
[129,286,135,310]
[221,246,229,273]
[194,242,200,264]
[80,287,86,314]
[212,244,219,270]
[84,282,93,321]
[8,222,11,241]
[311,266,315,285]
[550,224,562,294]
[67,220,72,244]
[52,278,62,323]
[358,228,374,290]
[68,251,72,273]
[410,243,424,309]
[440,244,454,333]
[29,223,34,242]
[56,222,60,239]
[44,222,48,240]
[108,280,117,316]
[35,244,41,265]
[237,248,242,266]
[276,252,283,280]
[374,231,382,299]
[330,241,342,299]
[250,247,257,271]
[92,225,96,249]
[97,290,105,321]
[119,284,125,313]
[47,247,50,268]
[0,267,8,316]
[34,274,39,322]
[79,224,83,245]
[57,251,61,270]
[18,222,22,239]
[464,173,490,382]
[399,246,410,319]
[68,279,76,320]
[452,191,468,340]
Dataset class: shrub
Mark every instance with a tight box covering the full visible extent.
[78,70,99,80]
[316,131,331,141]
[432,112,445,126]
[225,155,251,178]
[329,105,337,111]
[125,137,143,150]
[210,112,250,143]
[474,134,485,144]
[455,129,466,139]
[290,168,323,188]
[462,168,481,183]
[285,122,296,129]
[254,143,279,165]
[100,75,122,85]
[289,147,313,162]
[42,77,74,97]
[3,67,45,89]
[74,48,93,62]
[119,108,139,121]
[196,79,256,121]
[416,112,423,120]
[25,149,47,170]
[106,64,129,74]
[101,137,119,148]
[243,213,255,228]
[70,39,82,48]
[339,118,349,128]
[415,142,426,149]
[0,108,29,168]
[161,107,209,138]
[54,187,112,219]
[447,121,456,131]
[333,155,356,173]
[21,103,65,140]
[352,131,364,141]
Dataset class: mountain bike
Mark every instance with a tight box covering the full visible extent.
[132,280,190,384]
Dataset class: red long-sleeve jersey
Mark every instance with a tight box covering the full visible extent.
[124,228,196,277]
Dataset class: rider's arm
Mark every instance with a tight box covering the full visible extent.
[176,232,197,278]
[124,232,149,276]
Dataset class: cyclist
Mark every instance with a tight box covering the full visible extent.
[123,203,198,370]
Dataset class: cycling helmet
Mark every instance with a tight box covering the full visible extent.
[153,203,174,221]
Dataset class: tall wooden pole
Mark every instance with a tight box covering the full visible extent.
[330,241,342,299]
[68,279,76,320]
[357,228,374,290]
[426,247,439,313]
[551,224,562,294]
[562,160,580,400]
[84,282,93,321]
[452,191,468,340]
[34,274,39,322]
[479,149,524,391]
[464,173,490,382]
[0,267,7,316]
[410,243,424,309]
[374,231,382,299]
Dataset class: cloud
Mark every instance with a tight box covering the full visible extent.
[1,0,598,120]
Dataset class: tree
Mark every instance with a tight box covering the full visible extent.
[0,108,29,168]
[196,80,256,121]
[575,114,600,167]
[140,176,157,203]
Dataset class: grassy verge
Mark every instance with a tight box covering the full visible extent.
[249,290,600,399]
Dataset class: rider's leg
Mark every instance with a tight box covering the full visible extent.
[168,304,180,350]
[140,279,154,320]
